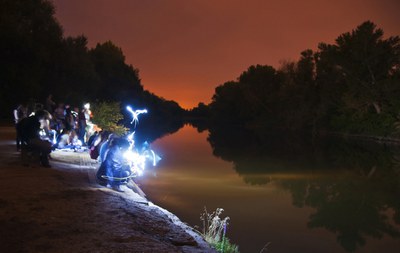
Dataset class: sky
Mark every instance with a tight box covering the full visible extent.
[52,0,400,109]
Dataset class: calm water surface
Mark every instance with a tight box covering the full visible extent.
[139,125,400,253]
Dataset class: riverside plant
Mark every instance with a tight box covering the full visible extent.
[200,207,239,253]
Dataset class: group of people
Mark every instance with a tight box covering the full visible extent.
[44,94,92,147]
[13,96,136,192]
[13,96,154,193]
[13,95,93,167]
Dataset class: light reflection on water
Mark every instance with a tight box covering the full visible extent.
[139,125,400,253]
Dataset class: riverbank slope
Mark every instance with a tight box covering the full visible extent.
[0,126,216,253]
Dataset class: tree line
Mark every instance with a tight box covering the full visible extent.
[0,0,184,124]
[191,21,400,137]
[2,0,399,138]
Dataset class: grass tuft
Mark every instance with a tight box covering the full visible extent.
[199,207,239,253]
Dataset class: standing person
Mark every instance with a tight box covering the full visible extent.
[26,98,36,117]
[53,103,65,132]
[64,105,75,131]
[13,103,28,124]
[13,103,28,151]
[72,106,80,133]
[17,110,53,167]
[78,107,87,145]
[45,94,56,113]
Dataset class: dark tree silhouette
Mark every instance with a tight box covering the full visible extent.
[0,0,63,115]
[194,21,400,137]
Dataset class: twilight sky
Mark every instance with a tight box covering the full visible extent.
[52,0,400,109]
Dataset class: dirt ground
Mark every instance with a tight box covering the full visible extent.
[0,126,216,253]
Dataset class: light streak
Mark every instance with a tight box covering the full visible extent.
[149,150,157,166]
[52,130,57,144]
[121,134,161,178]
[127,132,135,147]
[99,104,161,182]
[126,105,147,127]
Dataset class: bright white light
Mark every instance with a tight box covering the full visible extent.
[103,105,162,180]
[149,150,157,166]
[84,103,90,110]
[122,144,159,178]
[39,129,46,138]
[123,150,137,162]
[127,132,135,141]
[126,105,147,127]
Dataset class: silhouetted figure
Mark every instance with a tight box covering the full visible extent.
[13,103,28,151]
[45,94,56,113]
[78,107,87,145]
[87,131,98,148]
[17,110,53,167]
[54,103,65,131]
[64,105,75,131]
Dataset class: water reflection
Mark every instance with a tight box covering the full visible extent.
[206,125,400,252]
[133,118,184,144]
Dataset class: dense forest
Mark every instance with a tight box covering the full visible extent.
[2,0,400,138]
[190,21,400,137]
[0,0,184,125]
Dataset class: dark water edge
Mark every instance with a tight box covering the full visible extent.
[141,124,400,253]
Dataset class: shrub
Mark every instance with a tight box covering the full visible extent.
[91,101,128,136]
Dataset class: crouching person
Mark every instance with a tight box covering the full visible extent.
[96,137,132,192]
[17,110,53,167]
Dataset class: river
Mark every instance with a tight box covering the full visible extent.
[139,124,400,253]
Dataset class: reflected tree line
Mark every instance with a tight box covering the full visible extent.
[186,21,400,251]
[2,1,400,250]
[202,124,400,252]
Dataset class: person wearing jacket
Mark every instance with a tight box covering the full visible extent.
[96,137,132,192]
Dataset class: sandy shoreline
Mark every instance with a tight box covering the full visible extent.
[0,126,216,252]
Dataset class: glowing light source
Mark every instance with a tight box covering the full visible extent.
[123,150,146,176]
[121,105,160,178]
[39,129,47,138]
[122,144,161,177]
[126,105,147,127]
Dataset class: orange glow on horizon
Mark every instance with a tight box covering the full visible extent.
[144,81,214,109]
[53,0,400,109]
